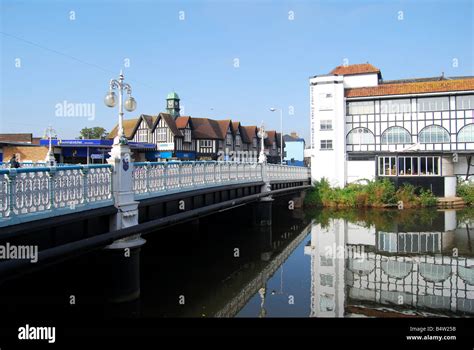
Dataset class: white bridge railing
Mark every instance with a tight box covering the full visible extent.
[0,161,310,225]
[0,164,113,224]
[132,161,310,196]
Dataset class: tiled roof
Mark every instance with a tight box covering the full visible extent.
[265,130,276,146]
[346,77,474,98]
[215,119,233,138]
[191,118,223,139]
[107,118,139,139]
[141,114,158,129]
[330,63,380,76]
[240,125,257,143]
[158,113,183,137]
[232,121,240,133]
[176,116,190,129]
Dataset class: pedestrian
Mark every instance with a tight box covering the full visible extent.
[9,154,20,168]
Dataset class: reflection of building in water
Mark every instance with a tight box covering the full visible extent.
[306,210,474,317]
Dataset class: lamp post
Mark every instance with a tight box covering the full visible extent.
[104,70,137,146]
[257,121,268,164]
[270,107,283,164]
[44,125,58,166]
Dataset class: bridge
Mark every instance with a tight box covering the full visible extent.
[0,157,311,302]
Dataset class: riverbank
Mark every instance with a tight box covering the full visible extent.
[304,178,438,208]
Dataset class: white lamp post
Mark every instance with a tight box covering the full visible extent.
[44,125,58,166]
[270,107,283,164]
[257,122,268,164]
[104,70,137,147]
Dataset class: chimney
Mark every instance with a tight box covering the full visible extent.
[290,131,298,138]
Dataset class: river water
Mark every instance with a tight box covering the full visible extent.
[0,206,473,318]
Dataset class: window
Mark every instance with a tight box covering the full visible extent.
[378,156,397,176]
[235,135,241,147]
[320,256,333,267]
[419,125,450,143]
[320,274,334,287]
[381,99,411,113]
[320,294,335,312]
[320,140,333,150]
[381,127,411,144]
[272,142,276,150]
[137,129,148,142]
[417,97,449,112]
[458,124,474,142]
[252,137,258,148]
[199,140,212,148]
[156,127,167,142]
[347,127,375,144]
[184,129,191,142]
[378,156,440,176]
[347,101,375,115]
[457,95,474,110]
[320,120,332,130]
[226,134,232,145]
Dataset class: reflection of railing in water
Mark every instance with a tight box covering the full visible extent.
[346,246,474,315]
[214,221,313,318]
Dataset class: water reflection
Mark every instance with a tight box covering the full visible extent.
[1,206,473,319]
[305,209,474,317]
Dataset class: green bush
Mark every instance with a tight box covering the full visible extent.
[305,178,437,208]
[457,181,474,205]
[417,188,438,207]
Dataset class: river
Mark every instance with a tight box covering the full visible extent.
[0,205,473,318]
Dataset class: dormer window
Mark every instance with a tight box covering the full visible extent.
[253,137,257,148]
[235,135,241,146]
[184,129,191,142]
[157,127,167,142]
[272,142,276,150]
[226,134,232,145]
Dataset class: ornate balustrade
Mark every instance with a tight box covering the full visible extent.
[0,164,113,223]
[0,161,310,225]
[266,163,311,181]
[133,161,267,196]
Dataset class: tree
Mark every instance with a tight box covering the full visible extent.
[79,127,107,139]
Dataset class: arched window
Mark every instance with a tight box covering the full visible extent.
[458,124,474,142]
[419,125,450,143]
[347,127,375,144]
[381,127,411,144]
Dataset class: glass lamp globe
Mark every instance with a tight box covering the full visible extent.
[125,96,137,112]
[104,91,116,107]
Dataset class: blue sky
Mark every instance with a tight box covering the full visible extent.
[1,0,473,141]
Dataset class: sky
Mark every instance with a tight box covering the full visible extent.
[1,0,473,142]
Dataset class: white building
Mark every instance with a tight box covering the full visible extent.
[309,63,474,196]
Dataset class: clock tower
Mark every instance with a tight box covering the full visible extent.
[166,92,181,118]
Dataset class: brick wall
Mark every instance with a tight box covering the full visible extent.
[3,146,49,162]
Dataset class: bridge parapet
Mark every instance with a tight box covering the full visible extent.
[0,161,310,226]
[132,161,265,197]
[0,164,113,225]
[266,163,311,181]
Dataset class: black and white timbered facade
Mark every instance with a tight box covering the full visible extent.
[110,93,282,162]
[309,63,474,196]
